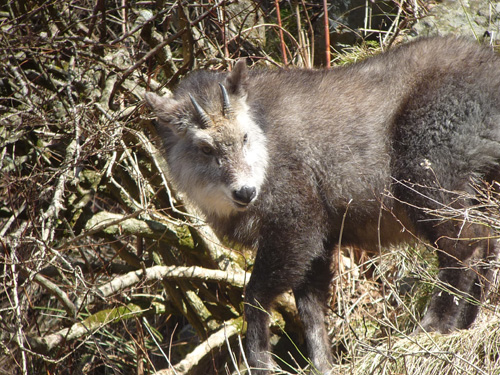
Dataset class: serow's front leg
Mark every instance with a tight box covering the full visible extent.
[243,235,334,374]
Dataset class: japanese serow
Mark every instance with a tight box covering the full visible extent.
[145,37,500,374]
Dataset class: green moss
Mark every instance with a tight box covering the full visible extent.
[176,224,195,249]
[83,304,143,326]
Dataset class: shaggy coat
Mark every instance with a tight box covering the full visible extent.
[146,37,500,375]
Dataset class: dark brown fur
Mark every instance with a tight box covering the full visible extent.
[146,37,500,374]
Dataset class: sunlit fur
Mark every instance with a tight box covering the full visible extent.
[146,37,500,375]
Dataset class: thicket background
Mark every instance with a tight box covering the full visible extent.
[1,1,499,375]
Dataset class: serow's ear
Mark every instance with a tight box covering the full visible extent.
[145,92,187,136]
[225,58,248,96]
[145,91,174,113]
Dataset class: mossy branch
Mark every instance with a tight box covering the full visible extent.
[27,302,167,354]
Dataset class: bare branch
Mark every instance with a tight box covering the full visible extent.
[153,318,243,375]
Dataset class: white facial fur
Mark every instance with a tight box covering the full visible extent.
[168,100,268,218]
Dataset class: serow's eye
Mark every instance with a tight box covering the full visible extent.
[243,133,248,145]
[201,145,213,155]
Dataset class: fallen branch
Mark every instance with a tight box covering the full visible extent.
[80,264,250,308]
[25,263,248,354]
[96,264,250,300]
[27,302,166,354]
[85,211,192,245]
[20,268,77,318]
[153,317,243,375]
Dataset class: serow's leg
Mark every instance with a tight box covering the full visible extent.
[293,255,334,374]
[244,296,275,373]
[244,237,333,374]
[418,224,496,333]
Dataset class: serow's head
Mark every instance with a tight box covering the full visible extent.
[145,60,268,218]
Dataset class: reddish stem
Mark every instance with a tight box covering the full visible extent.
[323,0,330,68]
[275,0,288,65]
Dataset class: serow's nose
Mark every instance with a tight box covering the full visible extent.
[232,186,257,205]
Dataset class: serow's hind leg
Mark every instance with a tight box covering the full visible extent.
[418,223,496,333]
[456,235,497,329]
